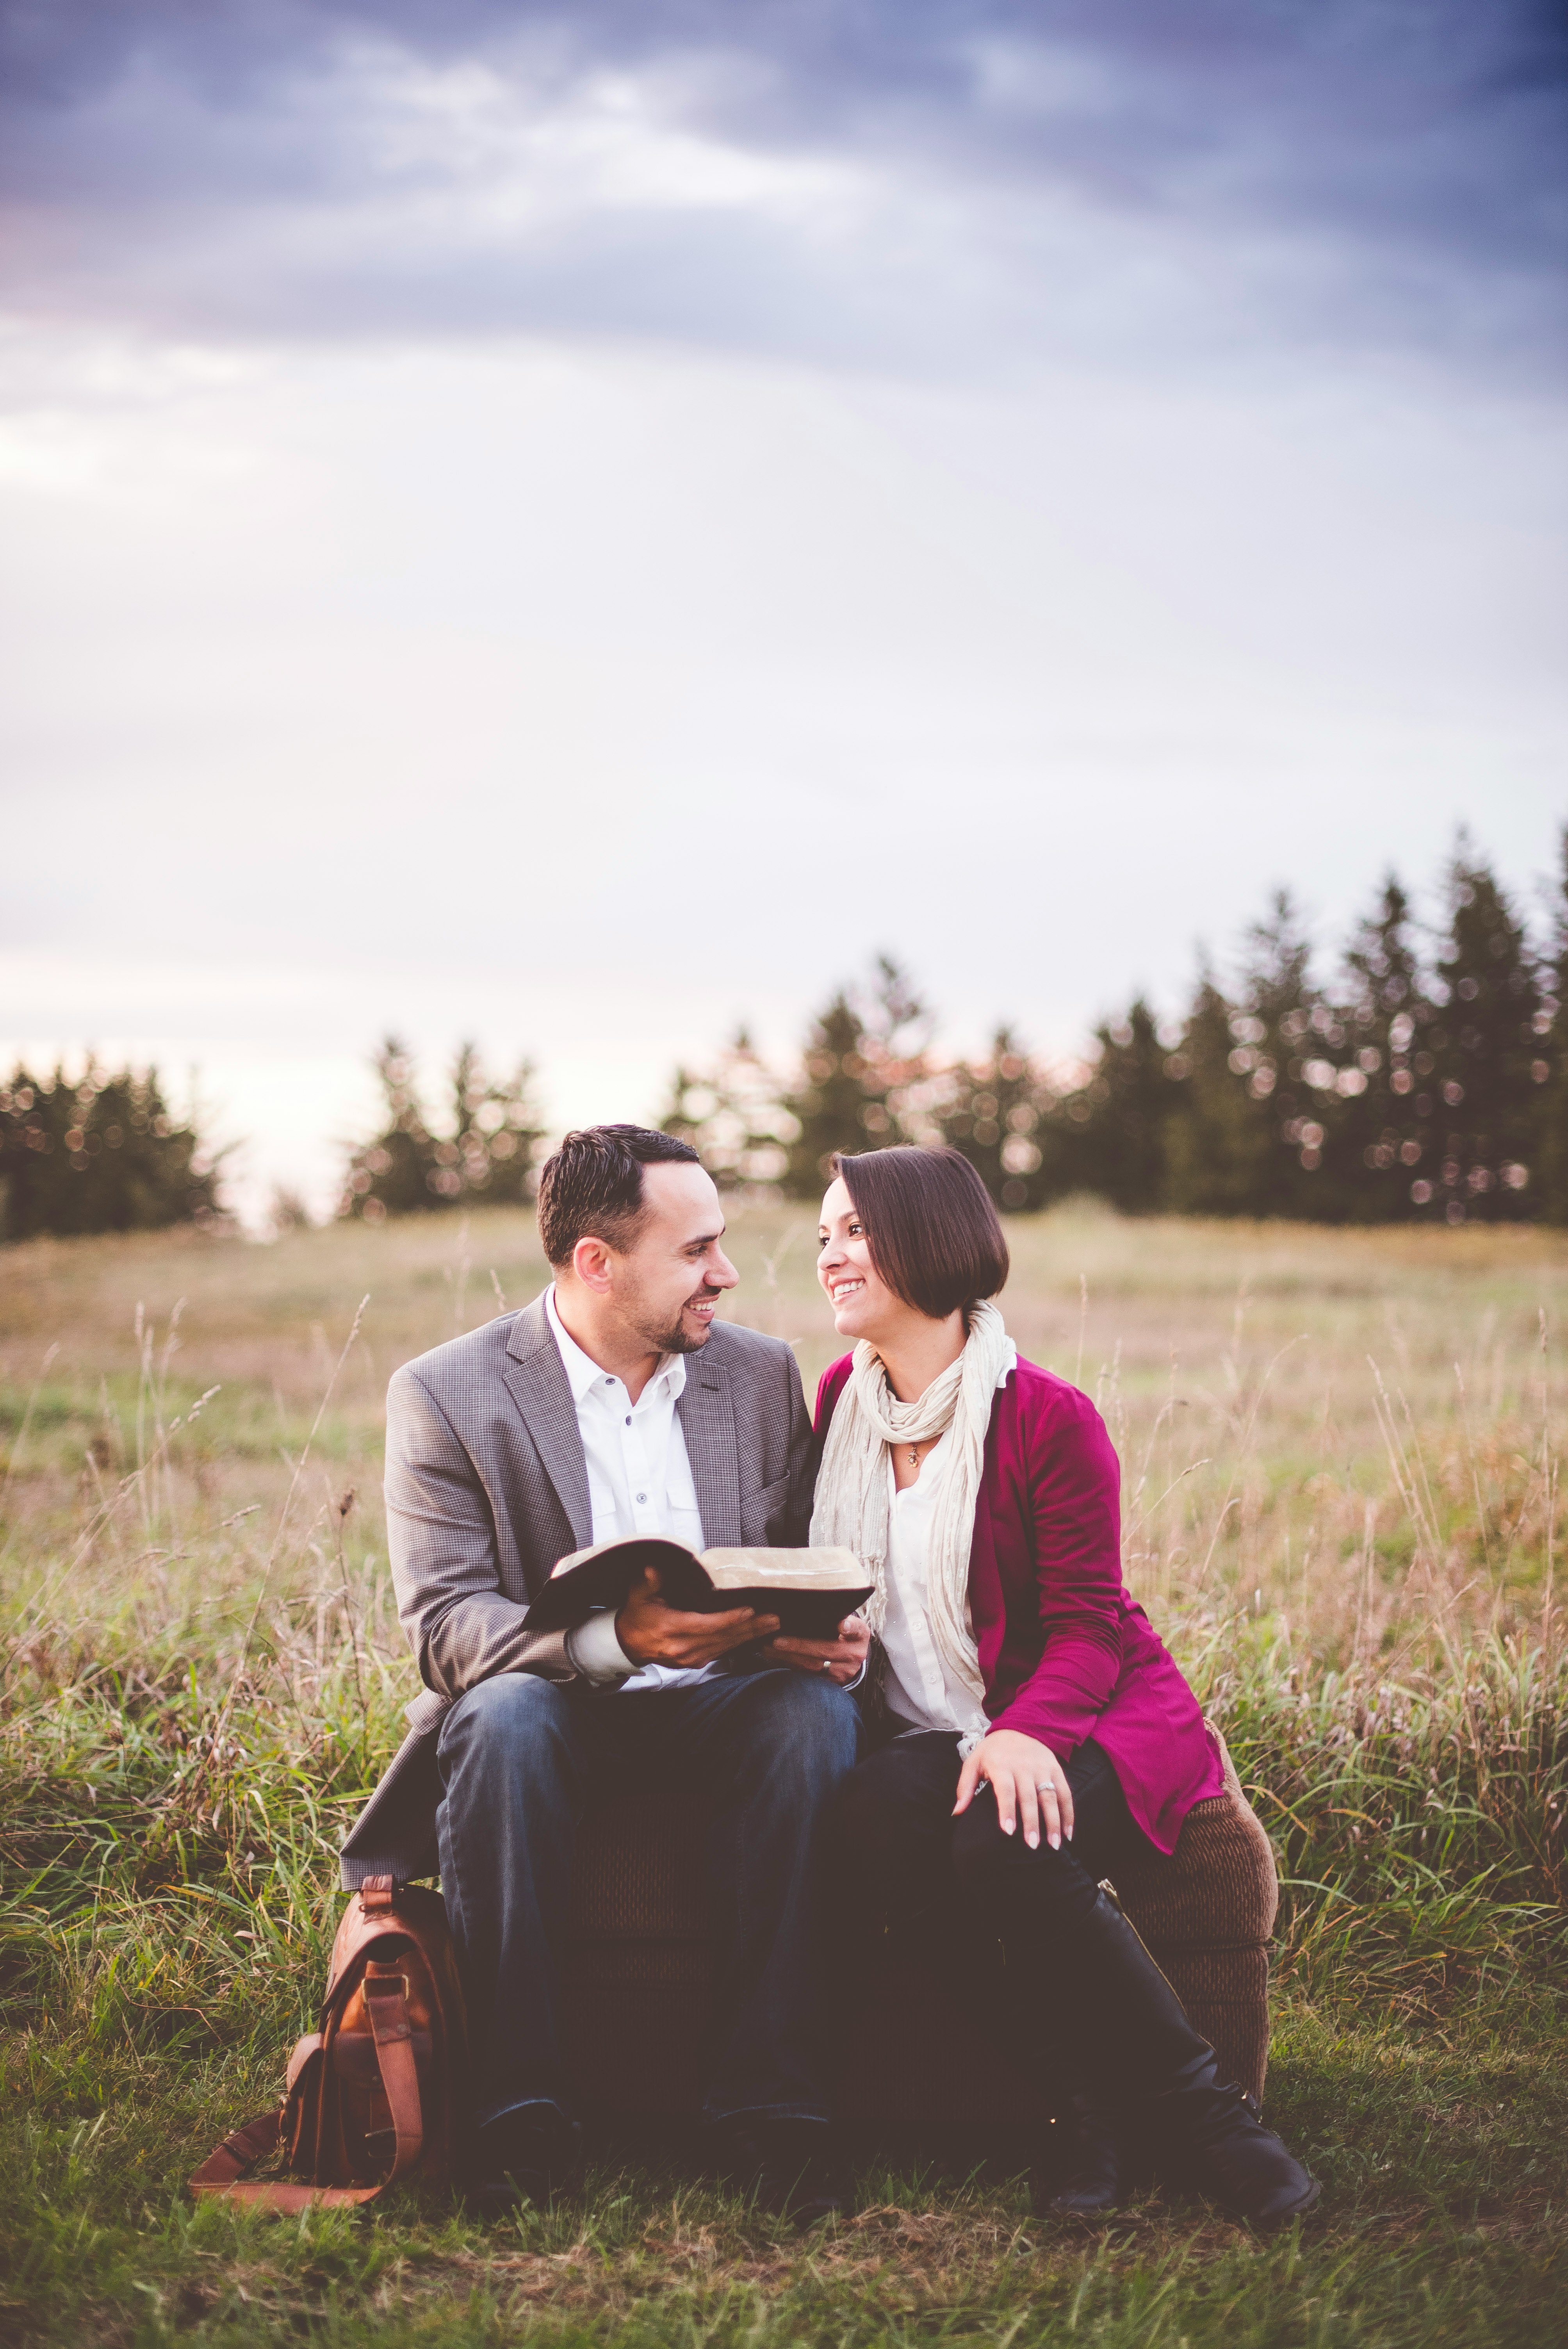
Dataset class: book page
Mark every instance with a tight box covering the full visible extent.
[545,1534,700,1581]
[698,1546,866,1589]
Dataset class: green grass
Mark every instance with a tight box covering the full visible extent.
[2,1206,1567,2344]
[4,1995,1566,2346]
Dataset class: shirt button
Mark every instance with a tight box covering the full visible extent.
[625,1416,632,1426]
[636,1493,647,1504]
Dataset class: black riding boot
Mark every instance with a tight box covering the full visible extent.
[1029,1886,1320,2227]
[920,1902,1137,2214]
[1032,2088,1128,2216]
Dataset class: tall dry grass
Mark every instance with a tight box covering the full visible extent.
[0,1203,1564,2050]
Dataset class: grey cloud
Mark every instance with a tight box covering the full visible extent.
[0,1,1563,374]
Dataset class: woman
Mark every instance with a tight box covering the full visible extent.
[812,1147,1318,2224]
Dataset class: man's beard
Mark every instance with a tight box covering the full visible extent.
[638,1285,721,1356]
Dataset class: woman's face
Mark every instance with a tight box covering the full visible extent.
[817,1175,903,1344]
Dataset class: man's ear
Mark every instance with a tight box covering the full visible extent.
[570,1235,615,1295]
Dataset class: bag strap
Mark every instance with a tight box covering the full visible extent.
[189,2111,384,2210]
[362,1962,424,2185]
[189,1968,426,2209]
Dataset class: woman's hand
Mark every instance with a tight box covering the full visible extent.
[953,1729,1074,1851]
[759,1612,871,1688]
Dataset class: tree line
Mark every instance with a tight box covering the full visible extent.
[4,831,1562,1241]
[0,1065,223,1242]
[658,834,1564,1226]
[341,830,1563,1230]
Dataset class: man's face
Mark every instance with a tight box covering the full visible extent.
[613,1161,739,1353]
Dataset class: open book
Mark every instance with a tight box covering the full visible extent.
[526,1535,872,1641]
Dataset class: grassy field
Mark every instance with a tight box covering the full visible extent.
[2,1204,1566,2346]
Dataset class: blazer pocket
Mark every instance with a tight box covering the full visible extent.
[747,1471,797,1543]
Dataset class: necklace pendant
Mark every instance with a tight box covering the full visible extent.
[907,1444,919,1467]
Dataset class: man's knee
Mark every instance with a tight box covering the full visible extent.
[758,1670,861,1780]
[438,1672,577,1781]
[727,1670,859,1796]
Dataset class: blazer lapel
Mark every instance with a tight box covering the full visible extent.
[678,1356,743,1550]
[502,1293,593,1551]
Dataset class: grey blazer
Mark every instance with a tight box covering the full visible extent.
[339,1291,816,1886]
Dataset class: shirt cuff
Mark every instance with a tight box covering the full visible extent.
[566,1610,637,1684]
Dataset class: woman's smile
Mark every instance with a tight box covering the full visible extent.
[817,1175,890,1335]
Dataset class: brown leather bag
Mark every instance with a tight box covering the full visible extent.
[190,1877,467,2210]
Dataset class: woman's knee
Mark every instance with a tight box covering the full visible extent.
[949,1790,1011,1891]
[830,1748,955,1911]
[950,1792,1096,1924]
[831,1747,910,1846]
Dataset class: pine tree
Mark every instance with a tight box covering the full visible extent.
[660,1065,708,1156]
[1532,830,1568,1223]
[1162,972,1275,1215]
[1429,845,1541,1222]
[341,1039,438,1217]
[1322,874,1441,1222]
[661,1029,795,1191]
[779,958,929,1199]
[1055,998,1178,1212]
[934,1028,1057,1210]
[447,1044,546,1208]
[340,1039,543,1219]
[779,994,878,1199]
[1233,891,1337,1217]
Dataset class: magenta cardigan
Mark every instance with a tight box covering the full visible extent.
[816,1353,1223,1855]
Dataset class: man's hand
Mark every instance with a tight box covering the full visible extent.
[953,1729,1074,1851]
[759,1612,870,1688]
[615,1566,780,1667]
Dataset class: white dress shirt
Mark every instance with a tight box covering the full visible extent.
[545,1284,720,1693]
[879,1362,1013,1743]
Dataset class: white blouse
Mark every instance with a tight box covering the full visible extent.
[879,1358,1013,1741]
[881,1435,987,1740]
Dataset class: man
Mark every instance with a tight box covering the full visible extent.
[341,1125,868,2219]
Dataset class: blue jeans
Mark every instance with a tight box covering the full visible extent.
[436,1668,861,2133]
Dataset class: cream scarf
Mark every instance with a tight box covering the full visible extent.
[810,1300,1016,1739]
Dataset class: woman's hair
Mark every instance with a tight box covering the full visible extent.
[832,1146,1009,1321]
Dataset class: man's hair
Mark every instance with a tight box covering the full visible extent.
[833,1146,1009,1320]
[537,1125,702,1267]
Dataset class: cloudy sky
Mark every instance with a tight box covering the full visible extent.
[3,0,1565,1221]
